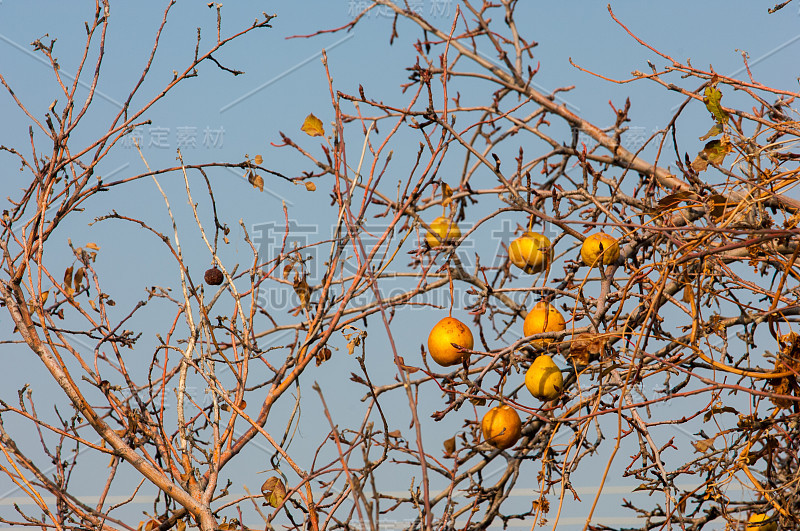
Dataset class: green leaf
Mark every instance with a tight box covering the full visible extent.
[703,85,729,125]
[691,137,732,172]
[699,123,723,141]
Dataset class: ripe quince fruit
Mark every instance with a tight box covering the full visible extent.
[746,512,777,531]
[481,404,522,449]
[523,301,566,347]
[580,232,620,267]
[426,217,461,247]
[427,316,473,366]
[508,232,552,274]
[525,354,563,401]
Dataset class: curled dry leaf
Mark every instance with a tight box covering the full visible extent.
[469,396,487,406]
[293,277,311,308]
[691,437,716,453]
[568,333,607,365]
[218,520,244,531]
[768,366,799,410]
[305,181,316,191]
[64,266,74,297]
[220,399,246,412]
[261,476,287,508]
[397,355,419,373]
[657,191,700,212]
[706,194,735,221]
[441,181,453,206]
[769,332,800,409]
[342,326,367,355]
[73,267,85,288]
[301,113,325,137]
[248,171,264,192]
[254,154,263,165]
[443,435,456,456]
[315,347,332,366]
[137,520,161,531]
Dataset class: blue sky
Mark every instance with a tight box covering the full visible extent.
[1,2,798,529]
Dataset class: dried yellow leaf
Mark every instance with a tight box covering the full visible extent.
[568,333,607,365]
[691,437,716,453]
[441,182,453,206]
[64,266,74,297]
[305,181,316,191]
[315,347,332,366]
[248,171,264,192]
[261,476,287,508]
[293,277,311,307]
[74,267,85,288]
[301,113,325,137]
[254,154,263,165]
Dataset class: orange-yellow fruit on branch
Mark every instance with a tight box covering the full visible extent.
[508,232,552,274]
[426,216,461,247]
[481,405,522,450]
[746,513,777,531]
[525,354,563,401]
[523,302,566,347]
[580,232,620,267]
[427,316,473,366]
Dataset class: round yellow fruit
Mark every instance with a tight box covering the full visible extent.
[746,513,777,531]
[525,354,563,401]
[427,316,473,366]
[508,232,552,274]
[481,405,522,450]
[580,232,620,267]
[426,216,461,247]
[523,301,566,347]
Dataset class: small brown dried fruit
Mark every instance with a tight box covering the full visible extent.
[204,267,224,285]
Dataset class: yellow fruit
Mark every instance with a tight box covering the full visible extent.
[481,405,522,450]
[747,513,777,531]
[426,216,461,247]
[508,232,552,274]
[525,354,563,401]
[427,316,473,366]
[523,302,566,347]
[580,232,620,267]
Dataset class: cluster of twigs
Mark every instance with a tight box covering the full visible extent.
[1,1,799,531]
